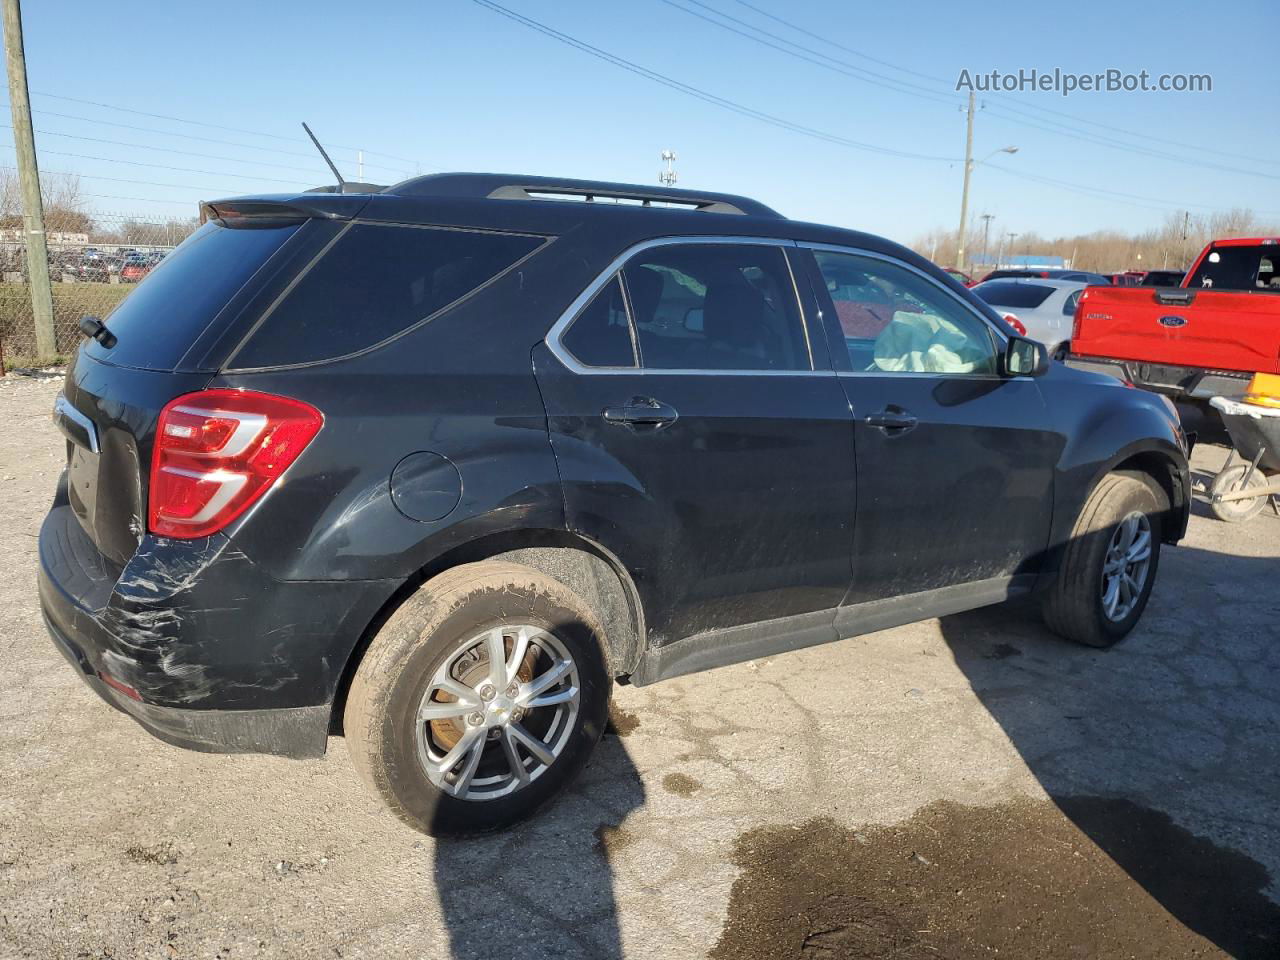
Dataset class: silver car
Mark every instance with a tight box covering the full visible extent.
[971,278,1090,358]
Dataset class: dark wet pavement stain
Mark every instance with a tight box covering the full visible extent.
[593,822,637,860]
[124,842,179,866]
[712,797,1280,960]
[606,704,640,737]
[661,772,701,797]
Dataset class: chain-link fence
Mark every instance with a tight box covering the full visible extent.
[0,212,199,368]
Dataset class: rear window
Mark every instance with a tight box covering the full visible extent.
[230,223,544,368]
[89,221,298,370]
[973,281,1055,309]
[1189,245,1280,291]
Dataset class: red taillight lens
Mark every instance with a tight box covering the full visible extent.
[1002,312,1027,336]
[148,389,323,539]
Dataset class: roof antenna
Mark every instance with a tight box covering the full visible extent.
[301,121,345,189]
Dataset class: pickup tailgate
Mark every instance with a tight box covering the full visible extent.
[1073,286,1280,374]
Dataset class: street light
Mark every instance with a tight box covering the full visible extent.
[955,130,1019,272]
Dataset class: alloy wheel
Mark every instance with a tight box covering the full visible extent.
[1100,511,1152,622]
[414,625,580,801]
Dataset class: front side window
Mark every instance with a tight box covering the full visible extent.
[813,250,998,375]
[621,244,809,371]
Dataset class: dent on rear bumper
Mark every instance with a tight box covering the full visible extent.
[39,503,398,754]
[45,609,327,758]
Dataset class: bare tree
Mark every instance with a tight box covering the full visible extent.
[911,207,1280,274]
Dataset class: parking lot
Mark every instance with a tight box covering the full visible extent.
[0,371,1276,959]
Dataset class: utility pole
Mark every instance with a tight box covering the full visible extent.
[3,0,54,362]
[357,150,364,182]
[1005,232,1019,267]
[1180,210,1191,267]
[979,213,995,271]
[954,91,975,272]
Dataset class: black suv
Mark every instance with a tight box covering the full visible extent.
[40,174,1190,835]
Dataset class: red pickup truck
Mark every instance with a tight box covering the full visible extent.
[1069,238,1280,406]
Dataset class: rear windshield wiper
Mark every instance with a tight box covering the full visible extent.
[79,315,117,349]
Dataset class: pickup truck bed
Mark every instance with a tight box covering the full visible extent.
[1068,239,1280,403]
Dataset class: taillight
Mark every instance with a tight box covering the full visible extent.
[1001,312,1027,336]
[149,389,323,539]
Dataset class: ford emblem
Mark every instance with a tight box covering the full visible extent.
[1158,315,1188,328]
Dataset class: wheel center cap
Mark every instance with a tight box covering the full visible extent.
[486,696,516,727]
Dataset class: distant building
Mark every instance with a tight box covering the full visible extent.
[971,254,1068,271]
[0,229,89,246]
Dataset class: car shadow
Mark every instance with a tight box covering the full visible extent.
[431,725,645,959]
[937,543,1280,958]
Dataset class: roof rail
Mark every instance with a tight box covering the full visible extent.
[383,173,783,218]
[304,181,388,195]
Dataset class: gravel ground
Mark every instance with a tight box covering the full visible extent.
[0,372,1277,959]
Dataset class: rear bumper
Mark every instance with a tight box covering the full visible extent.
[44,608,328,758]
[38,496,397,759]
[1066,355,1251,400]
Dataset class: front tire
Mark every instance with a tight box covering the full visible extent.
[344,561,611,836]
[1042,474,1164,648]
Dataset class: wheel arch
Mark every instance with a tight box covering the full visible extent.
[329,527,646,734]
[1037,438,1189,593]
[1098,446,1189,545]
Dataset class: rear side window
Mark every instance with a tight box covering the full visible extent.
[622,244,809,371]
[562,276,636,367]
[231,223,544,368]
[973,281,1055,309]
[89,221,299,371]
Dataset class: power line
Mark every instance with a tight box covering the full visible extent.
[658,0,961,108]
[981,105,1275,181]
[3,123,329,176]
[4,145,303,185]
[730,0,945,86]
[720,0,1279,173]
[985,162,1280,218]
[1,103,415,175]
[468,0,956,162]
[28,90,423,166]
[0,159,264,195]
[663,0,1277,181]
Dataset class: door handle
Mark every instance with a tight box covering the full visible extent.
[864,407,918,433]
[602,396,679,430]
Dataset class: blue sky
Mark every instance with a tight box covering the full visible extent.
[9,0,1277,244]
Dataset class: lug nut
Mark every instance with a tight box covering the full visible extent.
[467,712,484,726]
[479,684,496,701]
[506,683,520,698]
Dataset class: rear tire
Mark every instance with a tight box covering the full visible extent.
[1042,474,1164,648]
[1208,464,1268,523]
[344,561,611,836]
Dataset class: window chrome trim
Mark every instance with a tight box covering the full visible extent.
[545,235,827,377]
[798,240,1015,379]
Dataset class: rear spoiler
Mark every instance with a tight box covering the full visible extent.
[199,194,372,226]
